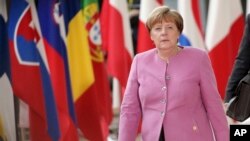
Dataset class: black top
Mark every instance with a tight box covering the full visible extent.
[159,127,165,141]
[225,14,250,103]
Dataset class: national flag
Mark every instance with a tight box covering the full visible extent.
[205,0,244,99]
[100,0,134,95]
[77,0,113,140]
[8,0,62,140]
[136,0,163,53]
[82,0,113,125]
[36,0,79,140]
[8,0,60,140]
[61,0,112,140]
[178,0,206,49]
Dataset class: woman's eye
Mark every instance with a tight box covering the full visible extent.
[154,27,161,30]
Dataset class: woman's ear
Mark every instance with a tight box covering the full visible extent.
[150,33,154,41]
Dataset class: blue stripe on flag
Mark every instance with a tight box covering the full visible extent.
[0,13,10,78]
[179,34,191,46]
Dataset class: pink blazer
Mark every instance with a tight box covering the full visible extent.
[118,47,229,141]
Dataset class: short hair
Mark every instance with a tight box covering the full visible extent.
[145,6,183,34]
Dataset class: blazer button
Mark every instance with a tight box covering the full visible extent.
[160,99,166,104]
[161,111,165,117]
[161,86,167,91]
[165,76,171,80]
[193,125,198,131]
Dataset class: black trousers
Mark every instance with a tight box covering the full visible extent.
[159,127,165,141]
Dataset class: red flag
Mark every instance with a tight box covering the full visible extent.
[100,0,134,94]
[73,0,113,140]
[137,0,163,53]
[205,0,244,99]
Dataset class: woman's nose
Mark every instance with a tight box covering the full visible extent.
[161,28,168,34]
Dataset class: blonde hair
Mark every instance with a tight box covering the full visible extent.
[145,5,183,34]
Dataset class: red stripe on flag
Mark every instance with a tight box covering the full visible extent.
[75,88,108,141]
[192,0,203,36]
[42,39,79,140]
[9,42,45,113]
[106,4,132,89]
[29,109,51,141]
[209,16,244,98]
[137,21,154,53]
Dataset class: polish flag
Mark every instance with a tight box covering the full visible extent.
[137,0,163,53]
[100,0,134,93]
[205,0,244,99]
[178,0,206,49]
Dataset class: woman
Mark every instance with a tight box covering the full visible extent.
[118,6,229,141]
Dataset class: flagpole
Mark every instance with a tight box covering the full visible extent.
[112,78,121,113]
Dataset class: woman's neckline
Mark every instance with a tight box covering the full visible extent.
[156,46,184,63]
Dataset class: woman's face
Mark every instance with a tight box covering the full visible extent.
[150,21,180,50]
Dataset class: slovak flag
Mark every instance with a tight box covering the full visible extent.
[8,0,60,140]
[205,0,244,99]
[178,0,205,49]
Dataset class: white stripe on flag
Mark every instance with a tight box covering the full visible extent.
[0,74,16,141]
[0,0,7,21]
[206,0,242,51]
[110,0,134,58]
[247,0,250,15]
[139,0,161,23]
[178,0,206,49]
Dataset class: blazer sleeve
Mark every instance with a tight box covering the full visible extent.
[199,51,229,141]
[225,14,250,103]
[118,55,141,141]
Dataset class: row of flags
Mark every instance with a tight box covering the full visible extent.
[1,0,116,140]
[0,0,247,140]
